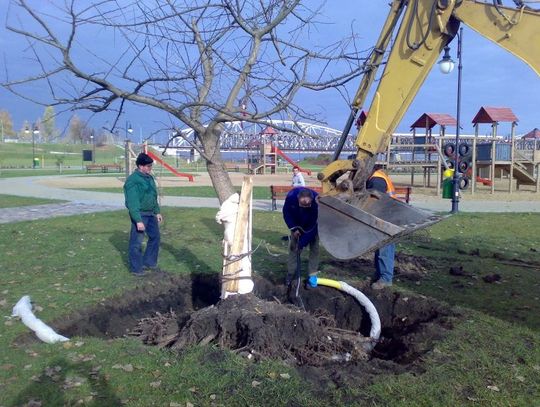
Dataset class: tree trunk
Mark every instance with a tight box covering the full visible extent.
[207,160,235,204]
[202,126,235,204]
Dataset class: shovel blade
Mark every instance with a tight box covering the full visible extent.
[318,191,442,260]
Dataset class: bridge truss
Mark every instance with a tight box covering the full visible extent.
[171,120,358,152]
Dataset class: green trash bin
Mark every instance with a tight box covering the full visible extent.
[442,178,453,199]
[33,158,40,168]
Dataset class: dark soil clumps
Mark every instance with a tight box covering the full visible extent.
[39,263,459,389]
[136,293,372,365]
[326,251,432,281]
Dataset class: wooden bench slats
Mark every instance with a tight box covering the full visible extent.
[86,164,123,173]
[270,185,412,210]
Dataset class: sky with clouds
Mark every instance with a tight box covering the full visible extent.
[0,1,538,142]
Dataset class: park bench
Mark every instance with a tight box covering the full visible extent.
[270,185,323,210]
[269,185,412,211]
[225,163,248,172]
[86,164,104,173]
[86,164,123,173]
[101,164,122,173]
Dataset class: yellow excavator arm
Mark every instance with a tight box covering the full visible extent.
[318,0,540,260]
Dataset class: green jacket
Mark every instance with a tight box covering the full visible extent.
[123,169,160,222]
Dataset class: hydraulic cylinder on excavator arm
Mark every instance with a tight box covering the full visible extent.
[317,0,540,260]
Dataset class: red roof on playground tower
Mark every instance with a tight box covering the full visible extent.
[410,113,457,129]
[472,107,518,124]
[522,128,540,139]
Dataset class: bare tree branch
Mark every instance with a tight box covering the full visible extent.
[3,0,369,203]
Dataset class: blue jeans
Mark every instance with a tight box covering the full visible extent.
[128,214,160,273]
[373,243,395,283]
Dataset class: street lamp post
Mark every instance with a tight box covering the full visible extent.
[438,27,463,214]
[126,121,133,141]
[26,124,41,169]
[24,126,31,166]
[90,135,95,163]
[33,125,40,168]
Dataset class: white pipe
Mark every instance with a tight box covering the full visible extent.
[317,278,381,350]
[339,282,381,341]
[12,296,69,344]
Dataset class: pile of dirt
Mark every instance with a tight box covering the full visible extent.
[50,272,220,339]
[327,251,431,281]
[44,267,458,388]
[134,294,372,365]
[394,252,432,280]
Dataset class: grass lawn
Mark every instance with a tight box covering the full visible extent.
[0,143,124,168]
[0,209,539,406]
[76,185,273,199]
[0,194,66,208]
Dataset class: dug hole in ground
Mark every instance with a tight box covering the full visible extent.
[26,258,457,391]
[14,178,460,390]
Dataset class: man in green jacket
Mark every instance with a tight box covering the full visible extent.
[124,153,163,276]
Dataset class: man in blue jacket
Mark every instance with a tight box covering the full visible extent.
[282,187,319,286]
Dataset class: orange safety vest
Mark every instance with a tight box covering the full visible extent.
[369,170,397,199]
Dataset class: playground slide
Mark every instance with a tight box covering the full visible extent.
[145,150,194,182]
[465,168,492,186]
[476,176,492,186]
[272,146,312,175]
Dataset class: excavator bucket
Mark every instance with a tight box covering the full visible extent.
[318,191,442,260]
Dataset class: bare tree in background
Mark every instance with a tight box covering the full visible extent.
[41,106,57,142]
[68,115,85,144]
[0,110,16,138]
[4,0,367,202]
[18,120,31,141]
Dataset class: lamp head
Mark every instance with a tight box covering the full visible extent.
[438,46,455,74]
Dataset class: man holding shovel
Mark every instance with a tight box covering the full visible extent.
[283,188,319,289]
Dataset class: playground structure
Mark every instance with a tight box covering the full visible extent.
[378,107,539,195]
[123,140,194,182]
[246,142,312,176]
[158,115,538,194]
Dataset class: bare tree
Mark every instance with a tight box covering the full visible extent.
[41,106,58,142]
[18,120,31,141]
[68,115,85,144]
[0,110,16,138]
[4,0,366,202]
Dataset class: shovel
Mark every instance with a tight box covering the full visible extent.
[286,242,306,310]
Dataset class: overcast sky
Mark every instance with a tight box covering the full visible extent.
[1,1,538,142]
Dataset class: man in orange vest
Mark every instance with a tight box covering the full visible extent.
[367,165,396,290]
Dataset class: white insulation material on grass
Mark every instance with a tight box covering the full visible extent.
[11,295,69,344]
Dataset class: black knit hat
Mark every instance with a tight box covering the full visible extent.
[136,153,154,166]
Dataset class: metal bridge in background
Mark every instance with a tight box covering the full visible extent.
[169,119,539,155]
[171,120,358,152]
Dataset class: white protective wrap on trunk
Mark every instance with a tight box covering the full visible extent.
[12,295,69,344]
[215,193,254,295]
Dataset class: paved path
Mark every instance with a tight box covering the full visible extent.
[0,202,123,224]
[0,175,539,224]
